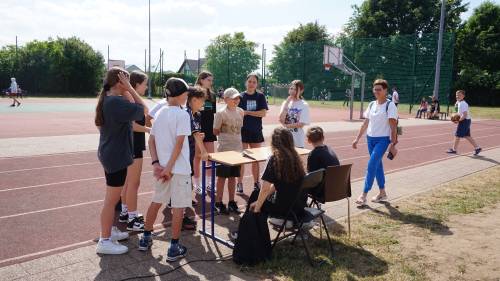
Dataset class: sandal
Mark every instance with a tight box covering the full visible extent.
[446,149,457,154]
[355,196,367,206]
[371,195,388,203]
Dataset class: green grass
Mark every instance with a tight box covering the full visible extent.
[245,166,500,281]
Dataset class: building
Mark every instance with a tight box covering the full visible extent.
[177,58,206,76]
[125,65,143,73]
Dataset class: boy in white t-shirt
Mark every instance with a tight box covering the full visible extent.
[279,80,310,148]
[391,87,399,106]
[447,90,481,155]
[138,78,192,262]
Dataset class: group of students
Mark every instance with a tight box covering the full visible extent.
[94,66,316,261]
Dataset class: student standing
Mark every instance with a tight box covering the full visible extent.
[279,80,310,148]
[391,87,399,106]
[213,88,244,214]
[118,71,149,232]
[446,90,482,155]
[237,74,268,194]
[194,71,217,194]
[95,67,147,255]
[9,78,21,107]
[138,78,192,261]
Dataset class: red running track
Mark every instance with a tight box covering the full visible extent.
[0,120,499,266]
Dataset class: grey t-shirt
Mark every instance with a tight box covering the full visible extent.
[98,95,144,173]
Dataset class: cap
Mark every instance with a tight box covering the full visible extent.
[223,87,240,99]
[165,78,188,97]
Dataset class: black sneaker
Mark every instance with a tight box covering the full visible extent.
[227,201,241,214]
[236,183,244,194]
[215,202,229,215]
[127,216,145,232]
[474,147,482,156]
[254,182,261,190]
[118,212,128,223]
[182,216,196,231]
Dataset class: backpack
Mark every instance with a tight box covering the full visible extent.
[232,189,272,265]
[368,100,402,135]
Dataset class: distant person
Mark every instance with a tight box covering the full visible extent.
[9,78,21,107]
[279,80,310,148]
[95,67,147,255]
[415,97,428,118]
[343,89,351,107]
[352,79,398,206]
[392,87,399,107]
[428,96,440,119]
[217,87,224,103]
[237,73,268,194]
[446,90,482,156]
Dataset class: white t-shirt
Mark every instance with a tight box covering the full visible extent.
[281,99,310,148]
[457,100,471,120]
[364,101,398,137]
[150,106,191,175]
[149,99,168,119]
[392,91,399,103]
[10,81,18,93]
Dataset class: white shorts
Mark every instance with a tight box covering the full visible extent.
[151,174,192,208]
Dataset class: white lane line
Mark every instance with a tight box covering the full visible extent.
[341,133,500,162]
[1,126,496,174]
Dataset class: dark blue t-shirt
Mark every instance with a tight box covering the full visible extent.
[186,105,201,157]
[238,91,268,133]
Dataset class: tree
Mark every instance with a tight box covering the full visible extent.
[455,1,500,105]
[268,22,336,98]
[205,32,260,90]
[0,37,105,96]
[346,0,467,37]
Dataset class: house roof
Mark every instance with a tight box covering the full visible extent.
[177,58,206,74]
[125,65,143,73]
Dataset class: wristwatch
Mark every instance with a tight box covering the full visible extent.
[151,160,159,165]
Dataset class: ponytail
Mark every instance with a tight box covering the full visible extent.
[95,88,106,127]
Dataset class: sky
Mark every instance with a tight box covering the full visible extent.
[0,0,493,72]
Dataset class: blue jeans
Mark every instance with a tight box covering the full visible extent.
[363,136,391,193]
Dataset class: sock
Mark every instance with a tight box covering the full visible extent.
[99,237,111,243]
[128,211,138,220]
[121,204,128,213]
[143,230,152,237]
[171,238,179,245]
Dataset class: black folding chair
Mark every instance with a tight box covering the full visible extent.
[308,164,353,238]
[270,168,327,266]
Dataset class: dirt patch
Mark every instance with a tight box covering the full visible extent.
[399,204,500,281]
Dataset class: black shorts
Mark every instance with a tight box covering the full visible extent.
[104,168,127,187]
[133,149,144,159]
[216,165,241,178]
[241,129,264,144]
[455,119,471,138]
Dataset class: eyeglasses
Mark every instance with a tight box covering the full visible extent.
[373,88,383,92]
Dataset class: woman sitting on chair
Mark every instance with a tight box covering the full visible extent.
[248,127,311,229]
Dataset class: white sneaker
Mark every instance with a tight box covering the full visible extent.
[96,239,128,255]
[269,218,293,229]
[111,226,129,241]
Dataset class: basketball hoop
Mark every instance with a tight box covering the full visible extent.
[324,63,332,71]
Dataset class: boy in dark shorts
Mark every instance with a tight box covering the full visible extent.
[213,88,245,214]
[447,90,481,155]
